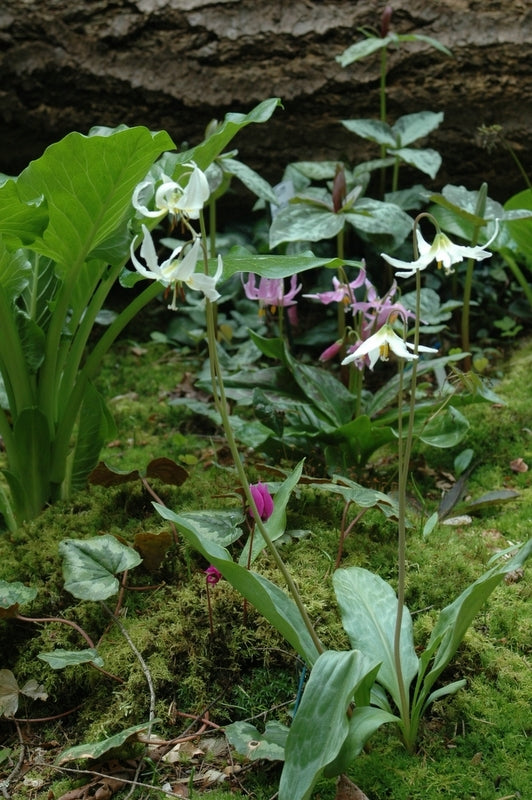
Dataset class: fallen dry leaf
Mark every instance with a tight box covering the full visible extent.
[509,457,528,473]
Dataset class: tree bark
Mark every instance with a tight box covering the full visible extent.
[1,0,530,201]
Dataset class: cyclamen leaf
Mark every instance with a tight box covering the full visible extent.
[56,721,158,764]
[0,580,38,616]
[225,720,288,762]
[59,535,142,601]
[38,648,104,670]
[0,670,20,717]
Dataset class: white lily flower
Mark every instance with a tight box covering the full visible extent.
[132,163,210,221]
[341,323,438,370]
[381,223,499,278]
[155,163,210,220]
[130,225,222,306]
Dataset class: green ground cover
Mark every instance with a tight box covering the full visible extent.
[0,330,530,800]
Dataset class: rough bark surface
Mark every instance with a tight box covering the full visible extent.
[1,0,530,200]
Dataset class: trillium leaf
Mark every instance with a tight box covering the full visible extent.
[38,648,104,670]
[391,147,442,179]
[392,111,444,147]
[269,204,344,248]
[59,535,143,601]
[336,36,392,67]
[221,157,278,204]
[341,118,397,147]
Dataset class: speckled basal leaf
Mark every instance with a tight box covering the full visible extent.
[56,720,158,764]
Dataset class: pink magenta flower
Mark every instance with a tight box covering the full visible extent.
[304,271,366,306]
[204,565,222,585]
[242,274,302,312]
[249,482,274,521]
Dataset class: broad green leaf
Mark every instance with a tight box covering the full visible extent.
[392,112,444,147]
[69,382,116,492]
[333,567,419,712]
[504,188,532,261]
[324,414,397,468]
[15,309,45,373]
[462,489,520,514]
[56,720,158,764]
[225,719,288,761]
[221,157,278,204]
[416,537,532,708]
[177,98,282,172]
[391,147,442,179]
[278,650,379,800]
[0,580,37,618]
[59,535,143,601]
[16,126,174,272]
[215,250,360,281]
[323,705,398,778]
[38,648,104,670]
[0,241,32,301]
[336,36,392,67]
[239,460,304,566]
[269,204,344,248]
[0,179,48,247]
[341,118,397,147]
[12,408,51,518]
[153,504,321,666]
[290,360,356,427]
[419,405,469,448]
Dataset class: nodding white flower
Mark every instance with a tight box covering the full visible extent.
[132,163,210,220]
[381,223,499,279]
[155,164,210,220]
[341,323,438,370]
[130,225,222,306]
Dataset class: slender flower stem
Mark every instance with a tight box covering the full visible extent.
[379,45,388,197]
[461,183,487,369]
[198,213,323,657]
[392,229,423,746]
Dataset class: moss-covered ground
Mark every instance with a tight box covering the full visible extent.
[0,327,530,800]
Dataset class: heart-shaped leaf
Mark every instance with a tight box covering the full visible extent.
[0,580,37,618]
[59,535,142,601]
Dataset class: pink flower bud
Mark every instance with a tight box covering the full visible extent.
[204,565,222,585]
[249,482,274,522]
[381,5,393,38]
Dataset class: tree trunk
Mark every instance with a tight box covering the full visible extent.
[1,0,530,201]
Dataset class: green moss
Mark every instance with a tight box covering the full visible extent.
[1,331,531,800]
